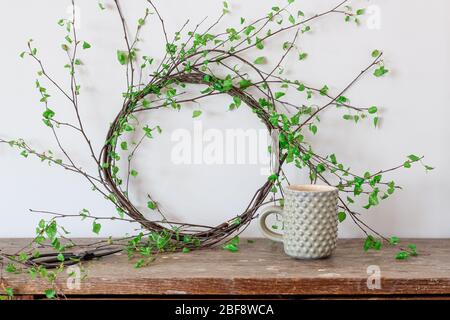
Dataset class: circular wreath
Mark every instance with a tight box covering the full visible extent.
[101,70,281,249]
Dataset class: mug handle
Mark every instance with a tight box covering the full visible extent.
[258,206,284,242]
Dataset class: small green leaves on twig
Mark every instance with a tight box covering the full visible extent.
[223,236,240,252]
[396,244,418,260]
[222,1,230,15]
[363,235,382,251]
[374,65,389,77]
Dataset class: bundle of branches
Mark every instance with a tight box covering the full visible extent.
[0,0,431,281]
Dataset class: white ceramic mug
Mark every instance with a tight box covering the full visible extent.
[258,185,339,259]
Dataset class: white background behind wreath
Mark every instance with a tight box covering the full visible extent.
[0,0,448,238]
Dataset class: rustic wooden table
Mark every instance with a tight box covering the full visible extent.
[1,238,449,299]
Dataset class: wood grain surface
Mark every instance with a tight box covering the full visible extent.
[1,238,449,297]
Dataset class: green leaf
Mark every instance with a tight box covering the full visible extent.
[131,170,138,177]
[338,211,346,223]
[275,92,285,99]
[373,116,379,127]
[298,52,308,60]
[288,14,295,25]
[407,243,418,256]
[43,108,55,120]
[82,41,91,50]
[408,154,421,162]
[134,259,145,269]
[116,207,125,219]
[374,66,389,77]
[371,49,380,58]
[6,264,16,273]
[5,287,14,298]
[45,289,56,299]
[316,163,326,173]
[363,236,374,252]
[254,56,266,65]
[101,163,109,169]
[368,106,378,114]
[233,96,242,107]
[336,96,347,104]
[192,110,202,118]
[369,190,379,206]
[182,247,190,253]
[223,243,238,252]
[363,235,381,251]
[330,154,337,164]
[229,236,240,246]
[389,236,399,245]
[143,126,153,138]
[38,219,46,229]
[356,8,365,15]
[147,201,157,210]
[239,79,252,89]
[319,85,329,96]
[301,26,311,33]
[243,25,255,36]
[117,50,128,65]
[365,236,382,251]
[92,221,101,234]
[373,240,382,250]
[120,141,128,151]
[396,251,410,260]
[255,37,264,50]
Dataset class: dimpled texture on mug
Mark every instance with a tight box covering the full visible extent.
[283,190,338,259]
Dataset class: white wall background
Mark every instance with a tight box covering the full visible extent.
[0,0,448,238]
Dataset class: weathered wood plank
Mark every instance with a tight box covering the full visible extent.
[1,239,450,296]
